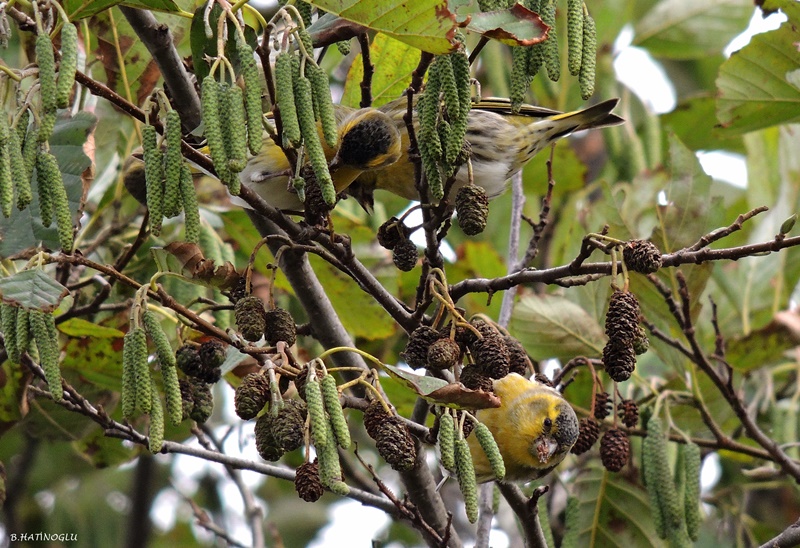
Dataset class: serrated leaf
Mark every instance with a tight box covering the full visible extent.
[726,311,800,371]
[762,0,800,26]
[342,33,419,108]
[662,95,745,153]
[653,134,724,253]
[509,294,605,361]
[465,4,548,46]
[716,23,800,136]
[57,318,125,338]
[64,0,181,20]
[0,270,69,311]
[0,112,95,257]
[633,0,753,59]
[379,363,501,409]
[308,0,458,54]
[86,9,188,103]
[572,466,668,547]
[312,257,395,341]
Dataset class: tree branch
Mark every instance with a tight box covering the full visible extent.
[119,6,202,131]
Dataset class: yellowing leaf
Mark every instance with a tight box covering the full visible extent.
[309,0,458,54]
[342,34,419,108]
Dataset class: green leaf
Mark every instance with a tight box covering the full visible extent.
[509,294,605,361]
[572,466,668,547]
[465,4,548,46]
[762,0,800,26]
[716,23,800,136]
[57,318,125,338]
[311,257,396,341]
[653,134,724,252]
[633,0,753,59]
[726,311,800,371]
[64,0,181,20]
[0,112,95,257]
[342,33,419,108]
[662,95,745,153]
[308,0,458,54]
[0,270,69,311]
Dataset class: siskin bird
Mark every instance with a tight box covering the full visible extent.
[467,373,579,483]
[240,106,401,211]
[241,96,623,212]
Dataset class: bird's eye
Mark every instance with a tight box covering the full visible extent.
[543,417,552,430]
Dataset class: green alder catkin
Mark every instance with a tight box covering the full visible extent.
[9,129,32,210]
[567,0,584,75]
[35,147,54,227]
[127,326,151,415]
[683,442,702,541]
[148,377,165,453]
[296,0,313,27]
[317,420,350,496]
[474,422,506,481]
[236,40,264,156]
[538,495,555,548]
[121,328,138,419]
[454,438,478,523]
[37,149,73,250]
[579,7,597,100]
[307,64,338,148]
[201,75,234,190]
[542,0,560,81]
[16,308,30,356]
[142,310,175,369]
[510,46,530,114]
[304,373,328,448]
[223,84,248,174]
[445,50,471,167]
[179,164,200,244]
[336,40,351,56]
[31,310,62,402]
[38,111,57,144]
[0,112,8,147]
[36,33,57,113]
[0,140,12,218]
[561,496,580,548]
[417,62,444,200]
[56,24,78,109]
[437,56,460,124]
[22,125,40,181]
[162,110,183,218]
[1,305,19,363]
[295,76,335,205]
[142,124,164,235]
[644,416,685,539]
[438,412,456,472]
[161,360,183,427]
[274,53,302,147]
[320,374,351,449]
[643,417,666,538]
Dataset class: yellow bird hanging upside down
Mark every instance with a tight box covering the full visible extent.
[468,373,579,483]
[240,96,624,212]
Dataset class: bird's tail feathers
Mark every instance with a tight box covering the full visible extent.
[550,98,624,131]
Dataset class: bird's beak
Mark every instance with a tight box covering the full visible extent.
[535,436,559,464]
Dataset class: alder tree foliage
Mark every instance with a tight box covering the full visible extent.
[1,0,800,546]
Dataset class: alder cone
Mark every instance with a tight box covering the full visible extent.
[600,429,630,472]
[571,417,600,455]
